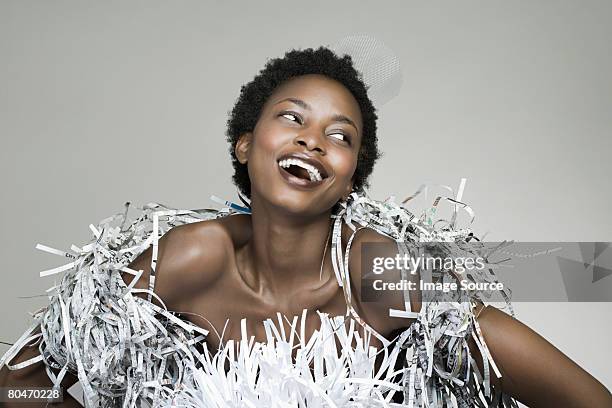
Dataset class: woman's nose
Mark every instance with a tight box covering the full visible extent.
[294,131,325,154]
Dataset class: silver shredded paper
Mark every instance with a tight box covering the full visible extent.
[1,182,518,407]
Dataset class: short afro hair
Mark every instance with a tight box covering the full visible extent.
[226,46,381,198]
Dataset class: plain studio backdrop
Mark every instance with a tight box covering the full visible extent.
[1,1,610,405]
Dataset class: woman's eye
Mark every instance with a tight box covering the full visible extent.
[280,112,301,123]
[329,132,349,143]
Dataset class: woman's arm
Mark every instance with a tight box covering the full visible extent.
[0,331,81,407]
[473,304,612,407]
[345,225,610,406]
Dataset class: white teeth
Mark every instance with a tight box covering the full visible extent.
[278,158,322,182]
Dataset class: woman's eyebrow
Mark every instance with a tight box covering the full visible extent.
[274,97,359,132]
[330,114,358,132]
[274,97,310,110]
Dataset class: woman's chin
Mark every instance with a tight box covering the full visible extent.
[250,176,343,217]
[256,191,334,217]
[276,199,330,217]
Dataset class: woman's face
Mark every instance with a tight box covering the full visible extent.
[236,74,363,217]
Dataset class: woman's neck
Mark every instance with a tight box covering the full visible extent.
[242,195,334,300]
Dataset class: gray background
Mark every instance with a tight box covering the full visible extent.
[1,0,610,401]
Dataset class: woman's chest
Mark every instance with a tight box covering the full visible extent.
[173,270,396,360]
[180,277,355,353]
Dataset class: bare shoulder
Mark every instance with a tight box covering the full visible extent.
[341,222,398,285]
[342,223,420,335]
[124,216,237,309]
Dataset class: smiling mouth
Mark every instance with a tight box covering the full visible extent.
[278,158,323,182]
[277,157,328,187]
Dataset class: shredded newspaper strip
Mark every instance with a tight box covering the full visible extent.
[1,182,518,407]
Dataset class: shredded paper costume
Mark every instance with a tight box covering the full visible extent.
[1,181,519,407]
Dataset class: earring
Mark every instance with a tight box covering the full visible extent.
[343,188,356,202]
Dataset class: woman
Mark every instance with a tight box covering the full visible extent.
[1,47,610,407]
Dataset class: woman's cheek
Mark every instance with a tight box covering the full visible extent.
[257,126,292,151]
[333,152,358,180]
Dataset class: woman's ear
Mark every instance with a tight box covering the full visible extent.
[234,132,253,164]
[342,180,354,201]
